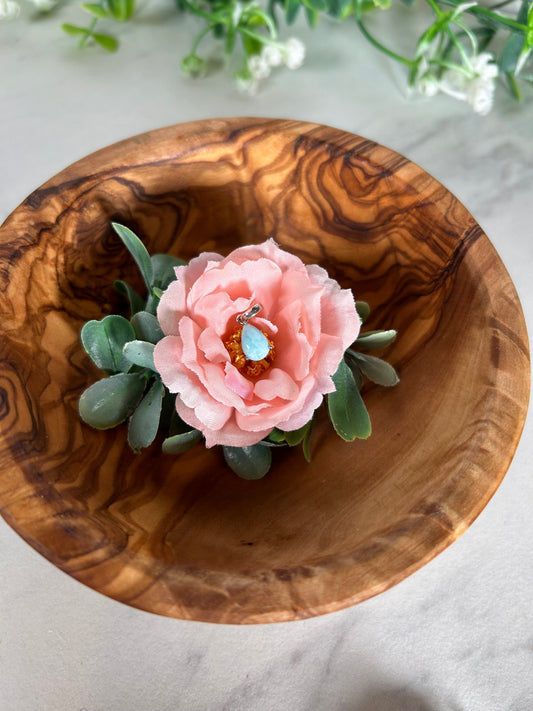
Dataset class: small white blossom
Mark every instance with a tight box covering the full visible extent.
[417,73,440,98]
[412,57,440,98]
[0,0,20,19]
[235,74,259,96]
[248,53,271,80]
[466,77,495,115]
[469,52,498,80]
[261,44,283,68]
[284,37,305,70]
[440,52,498,115]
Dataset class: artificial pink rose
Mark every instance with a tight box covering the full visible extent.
[153,239,360,448]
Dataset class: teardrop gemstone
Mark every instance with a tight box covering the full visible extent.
[241,323,271,361]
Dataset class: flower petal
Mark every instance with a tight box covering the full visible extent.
[254,368,299,401]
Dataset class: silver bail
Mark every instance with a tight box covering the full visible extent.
[237,303,262,326]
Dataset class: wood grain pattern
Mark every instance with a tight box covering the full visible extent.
[0,118,529,623]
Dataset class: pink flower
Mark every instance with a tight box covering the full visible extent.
[153,240,360,447]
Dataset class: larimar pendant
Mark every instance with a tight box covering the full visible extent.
[241,322,271,361]
[225,303,275,377]
[236,303,273,362]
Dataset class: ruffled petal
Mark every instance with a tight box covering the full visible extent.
[254,368,299,402]
[175,398,270,448]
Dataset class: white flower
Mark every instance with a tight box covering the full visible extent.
[0,0,20,19]
[261,44,283,68]
[412,57,440,98]
[440,52,498,115]
[469,52,498,80]
[417,73,440,98]
[284,37,305,70]
[466,77,495,115]
[235,74,259,96]
[248,53,271,80]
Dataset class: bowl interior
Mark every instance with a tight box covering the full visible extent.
[0,118,529,623]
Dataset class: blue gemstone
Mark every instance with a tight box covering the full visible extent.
[241,323,270,361]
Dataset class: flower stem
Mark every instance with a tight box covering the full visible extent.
[191,24,214,55]
[239,26,280,48]
[79,18,97,48]
[425,0,443,18]
[438,0,528,32]
[354,1,417,69]
[180,0,217,23]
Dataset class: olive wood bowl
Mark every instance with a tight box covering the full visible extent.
[0,118,529,624]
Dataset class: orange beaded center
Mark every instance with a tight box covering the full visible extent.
[224,325,275,378]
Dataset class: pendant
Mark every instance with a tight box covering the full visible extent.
[241,322,271,361]
[237,303,272,362]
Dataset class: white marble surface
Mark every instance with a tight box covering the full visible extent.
[1,4,532,710]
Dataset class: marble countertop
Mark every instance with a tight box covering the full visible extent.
[1,4,532,710]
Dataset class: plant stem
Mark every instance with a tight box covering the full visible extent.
[79,18,97,48]
[354,2,417,69]
[239,26,280,47]
[438,0,528,32]
[488,0,518,9]
[425,0,443,18]
[180,0,218,22]
[191,24,214,55]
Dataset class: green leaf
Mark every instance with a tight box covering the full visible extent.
[284,0,302,23]
[346,358,364,389]
[355,300,371,323]
[111,222,153,292]
[348,351,400,386]
[328,359,371,440]
[81,3,109,19]
[327,0,354,20]
[107,0,135,21]
[122,340,156,371]
[130,311,164,344]
[266,428,286,443]
[81,314,136,373]
[223,444,273,479]
[61,23,90,37]
[284,420,312,446]
[162,429,202,454]
[304,5,320,26]
[114,279,145,316]
[501,10,529,74]
[302,0,327,12]
[127,378,164,451]
[354,329,397,350]
[506,71,523,100]
[302,418,314,462]
[79,372,146,429]
[93,33,119,52]
[150,253,186,290]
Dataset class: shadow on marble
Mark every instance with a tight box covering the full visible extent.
[347,687,437,711]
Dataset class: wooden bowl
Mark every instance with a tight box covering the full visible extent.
[0,118,529,624]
